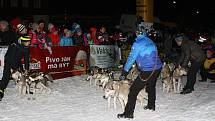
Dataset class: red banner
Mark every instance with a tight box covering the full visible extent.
[29,46,90,79]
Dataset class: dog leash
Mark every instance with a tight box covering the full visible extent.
[140,50,158,82]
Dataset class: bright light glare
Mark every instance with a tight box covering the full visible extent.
[198,36,206,42]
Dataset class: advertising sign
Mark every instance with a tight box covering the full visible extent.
[0,46,89,79]
[90,45,120,68]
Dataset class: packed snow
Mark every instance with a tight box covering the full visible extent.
[0,74,215,121]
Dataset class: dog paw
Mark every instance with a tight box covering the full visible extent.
[27,97,36,100]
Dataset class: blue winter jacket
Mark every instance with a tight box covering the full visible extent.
[124,34,162,72]
[60,37,74,46]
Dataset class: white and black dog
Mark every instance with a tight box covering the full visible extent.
[103,80,147,110]
[11,70,53,99]
[172,66,187,93]
[28,73,52,94]
[160,62,173,93]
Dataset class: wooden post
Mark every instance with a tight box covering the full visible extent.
[136,0,154,22]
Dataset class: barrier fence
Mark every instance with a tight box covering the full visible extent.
[0,45,123,80]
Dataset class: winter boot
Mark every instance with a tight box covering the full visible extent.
[117,113,134,119]
[144,105,155,111]
[182,87,194,91]
[0,89,4,101]
[199,79,207,82]
[180,88,192,95]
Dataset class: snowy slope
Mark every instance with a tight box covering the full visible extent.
[0,74,215,121]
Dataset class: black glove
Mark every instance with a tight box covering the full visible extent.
[119,70,129,80]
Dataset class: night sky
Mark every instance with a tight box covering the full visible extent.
[154,0,215,28]
[48,0,215,28]
[1,0,215,28]
[46,0,136,15]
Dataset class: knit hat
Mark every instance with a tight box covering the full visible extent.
[66,30,72,35]
[32,23,39,31]
[38,19,45,24]
[20,35,31,43]
[206,49,214,58]
[72,23,80,30]
[0,20,9,26]
[72,22,81,33]
[17,24,26,32]
[175,34,184,42]
[48,23,54,30]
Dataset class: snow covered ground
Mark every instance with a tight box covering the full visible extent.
[0,74,215,121]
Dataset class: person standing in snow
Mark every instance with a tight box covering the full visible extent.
[174,34,206,94]
[117,23,162,119]
[0,36,31,101]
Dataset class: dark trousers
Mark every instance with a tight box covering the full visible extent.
[0,63,12,91]
[185,61,202,90]
[123,69,161,115]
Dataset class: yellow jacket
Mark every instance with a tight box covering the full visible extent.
[204,58,215,74]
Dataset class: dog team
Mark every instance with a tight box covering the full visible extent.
[160,61,187,93]
[11,70,53,100]
[86,65,148,110]
[86,61,188,119]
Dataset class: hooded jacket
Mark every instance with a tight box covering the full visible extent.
[60,36,73,46]
[204,58,215,74]
[178,40,206,68]
[123,34,162,72]
[4,43,30,71]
